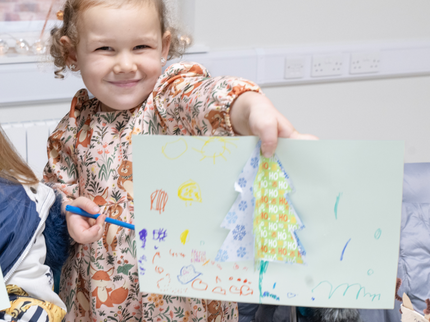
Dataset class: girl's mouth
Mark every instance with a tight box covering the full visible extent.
[108,80,140,88]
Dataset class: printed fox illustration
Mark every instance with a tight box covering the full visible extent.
[102,204,124,252]
[76,270,90,317]
[47,129,65,164]
[87,187,109,206]
[90,266,129,309]
[76,118,93,148]
[117,160,133,200]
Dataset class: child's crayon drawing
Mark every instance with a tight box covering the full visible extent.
[193,137,238,164]
[178,180,202,206]
[161,138,188,160]
[133,136,404,308]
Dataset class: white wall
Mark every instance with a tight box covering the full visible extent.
[192,0,430,162]
[193,1,430,50]
[2,0,430,163]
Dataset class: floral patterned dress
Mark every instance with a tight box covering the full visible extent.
[43,62,262,322]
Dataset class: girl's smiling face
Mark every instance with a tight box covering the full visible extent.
[63,2,170,112]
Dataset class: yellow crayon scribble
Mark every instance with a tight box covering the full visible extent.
[162,138,188,160]
[180,229,189,245]
[193,137,238,164]
[178,179,202,206]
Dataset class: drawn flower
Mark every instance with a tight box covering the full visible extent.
[237,247,246,258]
[233,225,246,241]
[238,201,247,211]
[226,211,237,224]
[251,157,259,168]
[215,250,229,262]
[238,178,247,188]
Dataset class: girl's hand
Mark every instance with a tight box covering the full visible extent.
[230,92,318,157]
[64,197,106,244]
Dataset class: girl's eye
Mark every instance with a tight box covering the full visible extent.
[134,45,149,50]
[95,46,112,51]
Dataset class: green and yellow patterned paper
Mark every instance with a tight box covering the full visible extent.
[253,155,305,264]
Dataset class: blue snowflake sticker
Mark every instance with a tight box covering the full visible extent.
[226,211,238,224]
[215,250,229,262]
[238,201,247,211]
[233,225,246,241]
[238,178,247,188]
[237,247,247,258]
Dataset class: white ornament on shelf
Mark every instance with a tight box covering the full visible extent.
[0,39,9,55]
[31,40,46,55]
[15,39,30,54]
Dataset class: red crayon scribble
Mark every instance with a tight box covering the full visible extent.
[212,286,226,295]
[233,263,239,270]
[216,276,222,283]
[229,285,240,295]
[152,252,161,264]
[229,285,254,296]
[150,189,168,214]
[155,266,164,274]
[240,285,253,296]
[217,264,222,270]
[191,279,208,291]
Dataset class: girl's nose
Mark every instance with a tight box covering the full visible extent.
[113,52,137,74]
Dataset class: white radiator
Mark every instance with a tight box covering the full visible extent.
[2,119,61,179]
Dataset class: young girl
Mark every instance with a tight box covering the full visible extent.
[43,0,315,321]
[0,125,69,322]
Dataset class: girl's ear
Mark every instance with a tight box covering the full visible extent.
[161,31,171,61]
[60,36,79,70]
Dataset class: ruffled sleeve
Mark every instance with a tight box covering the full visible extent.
[42,89,89,202]
[148,62,263,136]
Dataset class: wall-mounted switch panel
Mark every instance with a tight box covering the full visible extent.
[350,52,381,74]
[311,54,344,77]
[284,57,306,79]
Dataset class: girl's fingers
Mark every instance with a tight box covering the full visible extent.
[72,197,100,214]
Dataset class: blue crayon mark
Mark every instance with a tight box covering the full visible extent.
[139,229,147,249]
[311,297,315,301]
[153,228,167,242]
[340,238,351,261]
[374,229,382,240]
[258,261,269,303]
[273,283,276,289]
[312,280,381,301]
[334,193,342,219]
[262,291,280,301]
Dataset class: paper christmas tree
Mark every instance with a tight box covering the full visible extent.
[253,155,305,264]
[217,142,306,268]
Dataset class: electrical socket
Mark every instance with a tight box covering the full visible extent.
[284,57,306,79]
[311,54,344,77]
[350,52,381,74]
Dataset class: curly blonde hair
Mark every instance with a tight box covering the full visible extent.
[50,0,190,78]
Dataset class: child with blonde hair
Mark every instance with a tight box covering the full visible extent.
[44,0,316,321]
[0,125,69,322]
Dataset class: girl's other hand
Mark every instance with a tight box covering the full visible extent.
[230,92,318,157]
[64,197,106,244]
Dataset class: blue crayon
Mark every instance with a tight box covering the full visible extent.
[65,205,135,230]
